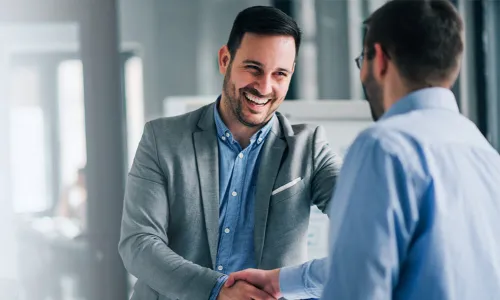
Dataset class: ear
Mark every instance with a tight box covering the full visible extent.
[291,62,296,74]
[218,45,231,75]
[372,43,389,82]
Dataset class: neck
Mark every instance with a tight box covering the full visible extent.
[219,95,262,148]
[383,77,419,111]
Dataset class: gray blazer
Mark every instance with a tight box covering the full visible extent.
[119,102,342,300]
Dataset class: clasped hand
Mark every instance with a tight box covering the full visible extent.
[217,268,281,300]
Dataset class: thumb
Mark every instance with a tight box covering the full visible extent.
[225,274,236,287]
[225,270,249,287]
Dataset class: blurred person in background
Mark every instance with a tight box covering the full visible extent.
[119,5,342,300]
[226,0,500,299]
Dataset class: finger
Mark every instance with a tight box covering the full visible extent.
[225,274,236,287]
[225,270,251,287]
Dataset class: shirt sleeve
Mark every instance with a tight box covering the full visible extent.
[321,130,423,299]
[279,258,328,299]
[208,275,228,300]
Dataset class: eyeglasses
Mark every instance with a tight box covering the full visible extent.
[355,52,364,69]
[355,47,390,70]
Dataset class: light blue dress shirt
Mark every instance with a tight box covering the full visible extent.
[280,88,500,300]
[209,99,275,299]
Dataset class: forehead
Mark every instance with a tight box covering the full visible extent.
[233,33,296,69]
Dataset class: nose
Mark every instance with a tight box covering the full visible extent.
[255,74,273,97]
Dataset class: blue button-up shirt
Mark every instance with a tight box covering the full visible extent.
[209,99,275,299]
[280,88,500,299]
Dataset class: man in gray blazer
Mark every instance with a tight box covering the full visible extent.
[119,6,341,300]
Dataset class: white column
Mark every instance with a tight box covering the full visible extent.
[79,0,128,297]
[347,0,363,100]
[295,0,318,100]
[457,0,478,123]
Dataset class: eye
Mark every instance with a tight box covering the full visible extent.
[245,65,262,73]
[276,71,288,77]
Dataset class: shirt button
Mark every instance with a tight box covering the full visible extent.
[258,138,263,143]
[224,228,230,233]
[225,132,230,137]
[238,153,244,159]
[232,191,237,197]
[221,136,226,141]
[218,265,223,271]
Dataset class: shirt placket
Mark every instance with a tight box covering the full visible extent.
[216,140,246,274]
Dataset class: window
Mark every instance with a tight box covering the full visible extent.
[9,65,49,213]
[124,56,145,168]
[57,60,86,189]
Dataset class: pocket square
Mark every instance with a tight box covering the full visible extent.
[271,177,302,196]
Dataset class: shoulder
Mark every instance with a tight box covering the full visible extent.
[276,112,327,142]
[148,104,208,134]
[349,123,430,182]
[353,121,419,158]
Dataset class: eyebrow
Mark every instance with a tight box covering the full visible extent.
[242,59,291,73]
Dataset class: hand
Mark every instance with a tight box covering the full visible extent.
[217,280,276,300]
[225,268,281,299]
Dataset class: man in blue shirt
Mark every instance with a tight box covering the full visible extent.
[226,1,500,299]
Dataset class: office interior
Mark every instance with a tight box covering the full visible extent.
[0,0,498,299]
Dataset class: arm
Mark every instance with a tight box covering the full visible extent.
[279,126,341,298]
[118,122,223,300]
[321,131,425,299]
[310,126,343,215]
[208,276,227,300]
[279,258,328,299]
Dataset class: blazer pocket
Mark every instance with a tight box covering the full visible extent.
[271,178,306,205]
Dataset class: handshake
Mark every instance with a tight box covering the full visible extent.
[217,268,281,300]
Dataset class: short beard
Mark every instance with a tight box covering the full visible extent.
[222,62,262,128]
[363,63,384,121]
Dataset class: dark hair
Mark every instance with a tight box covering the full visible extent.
[226,6,302,60]
[364,0,464,86]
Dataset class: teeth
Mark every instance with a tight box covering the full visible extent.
[244,92,270,105]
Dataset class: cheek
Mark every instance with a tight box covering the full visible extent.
[232,72,255,90]
[275,81,291,99]
[360,66,367,82]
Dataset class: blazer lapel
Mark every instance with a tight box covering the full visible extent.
[193,104,219,268]
[254,119,286,267]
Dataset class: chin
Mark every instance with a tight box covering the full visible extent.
[241,119,264,127]
[238,114,266,127]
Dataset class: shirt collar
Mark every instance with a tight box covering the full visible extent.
[380,87,459,121]
[214,96,275,146]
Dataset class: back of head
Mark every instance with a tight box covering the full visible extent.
[226,6,302,60]
[364,0,464,87]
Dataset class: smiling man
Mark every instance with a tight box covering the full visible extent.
[118,6,342,300]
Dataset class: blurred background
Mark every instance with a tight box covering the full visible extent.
[0,0,498,299]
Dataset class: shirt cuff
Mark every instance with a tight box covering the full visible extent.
[208,274,228,300]
[280,263,311,299]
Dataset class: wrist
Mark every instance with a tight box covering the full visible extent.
[210,275,228,300]
[270,268,282,297]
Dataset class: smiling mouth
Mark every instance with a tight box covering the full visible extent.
[244,92,271,106]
